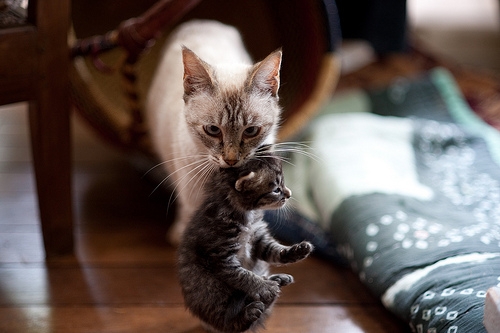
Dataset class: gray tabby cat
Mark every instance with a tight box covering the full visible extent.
[146,20,283,245]
[178,151,313,333]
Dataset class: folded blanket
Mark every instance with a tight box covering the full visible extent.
[267,68,500,332]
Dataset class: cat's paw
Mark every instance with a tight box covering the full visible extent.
[231,301,266,333]
[280,241,313,263]
[268,273,294,287]
[244,301,265,322]
[256,280,280,305]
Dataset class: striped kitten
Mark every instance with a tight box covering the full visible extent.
[146,20,283,245]
[178,152,313,333]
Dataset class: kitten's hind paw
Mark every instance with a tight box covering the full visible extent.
[256,280,280,305]
[244,301,265,322]
[232,301,266,333]
[280,241,313,263]
[268,273,294,287]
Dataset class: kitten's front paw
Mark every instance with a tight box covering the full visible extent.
[280,241,313,263]
[268,273,294,287]
[256,280,280,306]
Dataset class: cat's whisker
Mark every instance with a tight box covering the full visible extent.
[150,160,212,217]
[271,145,314,153]
[143,154,211,178]
[282,199,295,218]
[271,142,320,160]
[255,141,321,164]
[267,205,293,232]
[167,159,214,206]
[195,164,218,202]
[273,141,314,148]
[187,161,217,202]
[273,147,321,163]
[149,157,210,197]
[142,160,171,179]
[168,159,220,210]
[287,196,301,207]
[253,154,296,167]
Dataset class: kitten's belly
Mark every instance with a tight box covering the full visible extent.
[237,226,269,277]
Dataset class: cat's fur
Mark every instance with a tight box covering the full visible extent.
[146,20,283,244]
[178,153,313,333]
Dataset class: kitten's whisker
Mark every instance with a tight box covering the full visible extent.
[268,206,290,232]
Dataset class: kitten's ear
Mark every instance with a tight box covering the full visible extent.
[235,172,255,192]
[182,46,215,99]
[247,49,282,97]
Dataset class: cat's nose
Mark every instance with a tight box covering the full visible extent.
[224,159,238,166]
[223,147,240,167]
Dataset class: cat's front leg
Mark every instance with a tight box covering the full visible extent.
[278,241,314,264]
[168,200,196,246]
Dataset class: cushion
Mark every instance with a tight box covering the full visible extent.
[266,68,500,332]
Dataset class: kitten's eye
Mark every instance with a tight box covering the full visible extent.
[204,125,221,137]
[273,187,282,194]
[243,126,260,138]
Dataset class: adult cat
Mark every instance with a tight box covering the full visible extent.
[178,153,313,333]
[146,20,283,244]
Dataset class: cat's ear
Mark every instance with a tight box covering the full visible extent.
[182,46,216,99]
[247,49,282,98]
[235,172,255,192]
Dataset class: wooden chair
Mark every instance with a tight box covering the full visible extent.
[0,0,73,258]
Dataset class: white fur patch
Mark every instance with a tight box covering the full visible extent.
[287,112,434,229]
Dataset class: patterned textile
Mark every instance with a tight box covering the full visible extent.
[0,0,26,27]
[266,68,500,332]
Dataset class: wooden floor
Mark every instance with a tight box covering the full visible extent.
[0,102,410,332]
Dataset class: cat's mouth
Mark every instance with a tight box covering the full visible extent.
[261,200,287,211]
[217,155,244,168]
[221,160,242,168]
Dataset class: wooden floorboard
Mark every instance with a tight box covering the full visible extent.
[0,103,409,332]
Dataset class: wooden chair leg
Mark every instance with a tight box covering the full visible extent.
[29,98,74,258]
[28,0,73,258]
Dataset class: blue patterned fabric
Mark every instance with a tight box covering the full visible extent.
[266,68,500,332]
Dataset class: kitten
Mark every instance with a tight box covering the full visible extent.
[146,20,283,245]
[178,152,313,333]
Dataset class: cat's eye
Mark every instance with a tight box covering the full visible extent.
[204,125,221,137]
[243,126,260,138]
[273,187,282,194]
